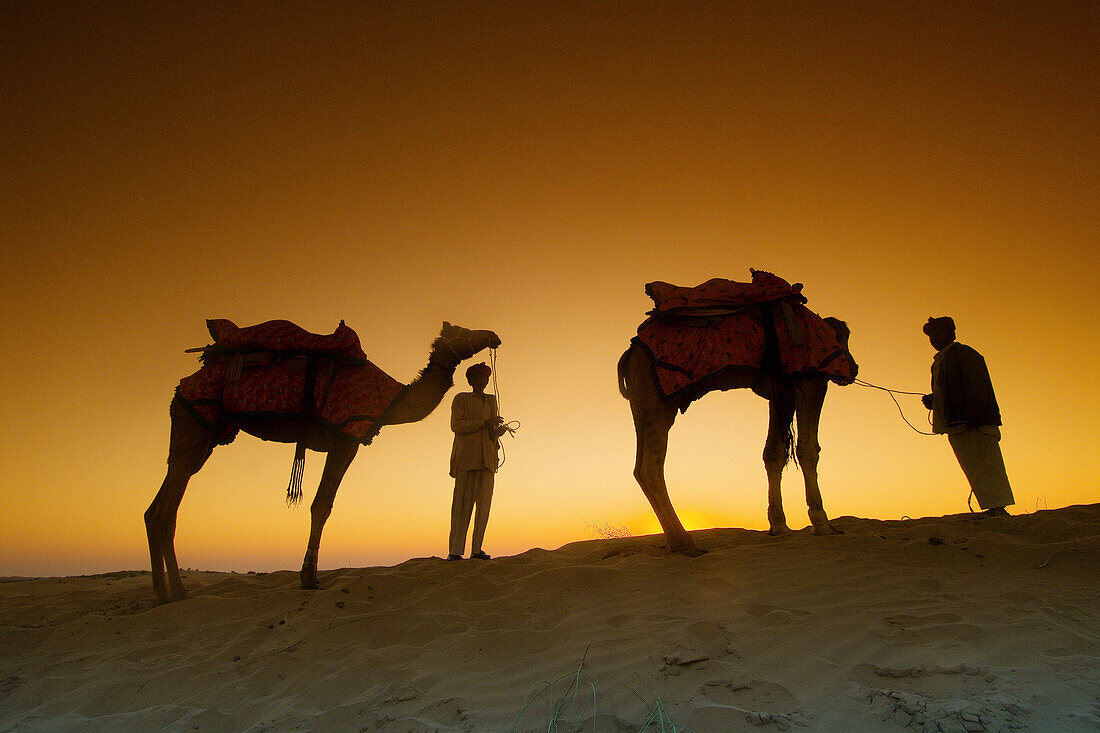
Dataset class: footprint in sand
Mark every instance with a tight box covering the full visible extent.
[659,620,739,673]
[875,612,982,646]
[743,604,811,625]
[683,677,804,731]
[850,663,1030,732]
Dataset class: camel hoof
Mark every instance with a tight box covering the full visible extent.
[168,587,188,603]
[768,525,792,536]
[812,523,843,536]
[300,570,319,590]
[671,543,707,558]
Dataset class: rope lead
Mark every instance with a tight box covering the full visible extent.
[489,347,520,467]
[851,378,935,436]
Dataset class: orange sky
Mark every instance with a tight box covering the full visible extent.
[2,2,1097,577]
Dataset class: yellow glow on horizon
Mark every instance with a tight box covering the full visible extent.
[628,507,763,538]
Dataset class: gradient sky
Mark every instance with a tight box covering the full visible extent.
[2,1,1097,577]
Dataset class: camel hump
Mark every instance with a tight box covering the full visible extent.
[204,319,368,363]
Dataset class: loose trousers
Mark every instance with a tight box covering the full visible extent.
[449,468,495,556]
[948,426,1015,510]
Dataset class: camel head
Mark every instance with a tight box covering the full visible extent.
[433,322,502,363]
[823,317,858,382]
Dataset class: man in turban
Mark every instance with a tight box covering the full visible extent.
[447,362,508,560]
[921,317,1014,516]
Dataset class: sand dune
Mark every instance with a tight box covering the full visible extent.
[2,505,1098,732]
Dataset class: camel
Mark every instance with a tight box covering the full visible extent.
[617,317,856,556]
[146,322,501,604]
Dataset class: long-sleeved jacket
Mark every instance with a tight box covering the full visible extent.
[930,342,1001,433]
[449,392,500,477]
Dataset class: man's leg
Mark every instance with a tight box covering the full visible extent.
[949,428,1014,510]
[449,471,477,556]
[470,470,496,556]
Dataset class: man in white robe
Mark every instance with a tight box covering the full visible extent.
[448,362,507,560]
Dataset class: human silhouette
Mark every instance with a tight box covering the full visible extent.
[447,362,507,560]
[921,317,1014,516]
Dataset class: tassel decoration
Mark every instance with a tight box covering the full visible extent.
[286,447,305,507]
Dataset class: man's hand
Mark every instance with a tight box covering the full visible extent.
[921,394,934,410]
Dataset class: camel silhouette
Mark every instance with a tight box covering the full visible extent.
[146,321,500,603]
[618,290,857,555]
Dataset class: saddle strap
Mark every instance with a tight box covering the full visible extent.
[779,301,805,346]
[286,356,319,507]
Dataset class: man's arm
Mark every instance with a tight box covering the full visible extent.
[939,350,970,426]
[450,395,486,435]
[942,346,994,427]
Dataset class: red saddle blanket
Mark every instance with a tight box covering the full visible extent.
[645,270,805,314]
[176,320,406,445]
[204,318,368,362]
[635,273,854,398]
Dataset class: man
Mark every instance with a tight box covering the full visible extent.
[448,362,507,560]
[921,317,1014,516]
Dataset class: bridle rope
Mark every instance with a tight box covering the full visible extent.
[851,377,934,436]
[489,347,520,466]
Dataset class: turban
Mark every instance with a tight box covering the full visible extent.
[466,362,492,381]
[923,317,956,336]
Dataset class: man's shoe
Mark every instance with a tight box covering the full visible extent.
[470,551,491,560]
[446,554,462,562]
[982,507,1009,517]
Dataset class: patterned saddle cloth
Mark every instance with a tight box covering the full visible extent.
[176,320,406,445]
[645,269,806,315]
[634,272,855,399]
[202,318,368,362]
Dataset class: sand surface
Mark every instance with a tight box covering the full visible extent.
[2,505,1098,732]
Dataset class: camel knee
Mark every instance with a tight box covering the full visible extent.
[633,454,666,486]
[633,463,655,488]
[762,442,789,472]
[144,502,170,540]
[145,503,176,539]
[795,441,820,467]
[310,500,334,526]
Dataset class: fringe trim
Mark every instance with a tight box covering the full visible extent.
[286,448,305,507]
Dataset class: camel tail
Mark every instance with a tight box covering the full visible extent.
[771,391,798,469]
[784,423,798,469]
[617,347,633,399]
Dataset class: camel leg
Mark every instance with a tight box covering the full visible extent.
[763,394,796,535]
[632,402,703,556]
[796,379,842,535]
[145,399,213,603]
[300,438,359,590]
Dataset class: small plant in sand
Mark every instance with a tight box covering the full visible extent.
[512,648,694,733]
[583,518,635,540]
